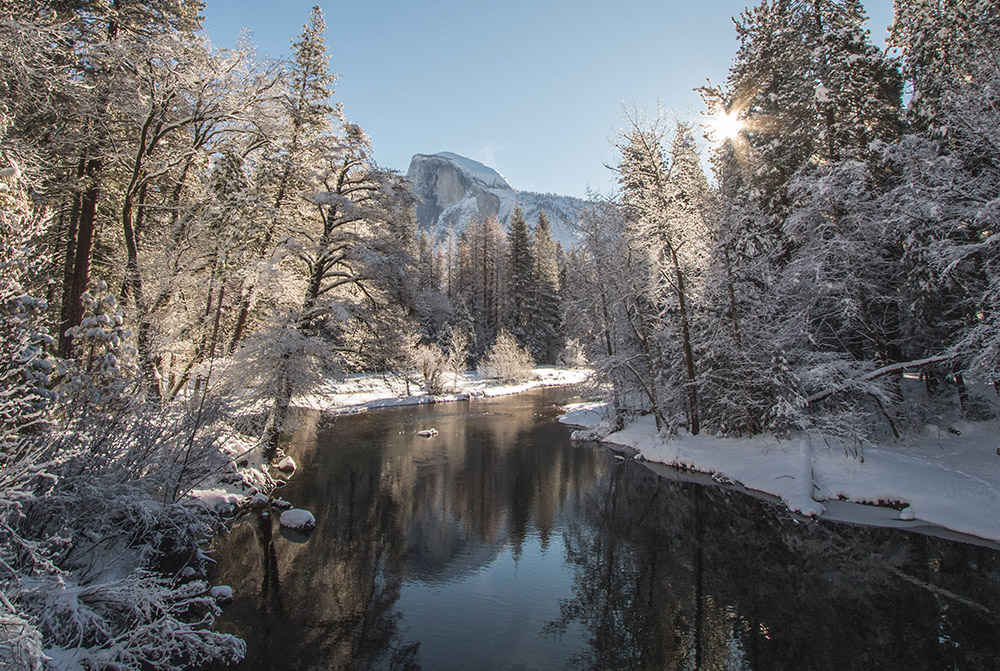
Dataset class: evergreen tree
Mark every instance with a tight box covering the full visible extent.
[229,4,340,351]
[886,1,1000,393]
[531,210,564,363]
[505,205,535,346]
[698,0,908,437]
[456,216,506,358]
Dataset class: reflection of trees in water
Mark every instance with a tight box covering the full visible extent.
[212,390,602,669]
[378,398,602,578]
[552,460,1000,670]
[212,437,420,670]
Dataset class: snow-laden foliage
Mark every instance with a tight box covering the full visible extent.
[479,330,536,383]
[568,0,997,450]
[0,163,56,451]
[0,169,247,669]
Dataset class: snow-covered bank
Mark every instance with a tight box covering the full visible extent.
[293,366,591,414]
[560,403,1000,544]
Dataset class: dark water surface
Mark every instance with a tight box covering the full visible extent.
[209,388,1000,670]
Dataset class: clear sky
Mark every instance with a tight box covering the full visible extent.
[200,1,895,199]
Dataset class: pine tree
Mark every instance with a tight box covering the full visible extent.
[808,0,904,163]
[505,205,535,346]
[229,4,340,351]
[456,216,506,359]
[886,1,1000,393]
[531,210,564,363]
[698,0,909,437]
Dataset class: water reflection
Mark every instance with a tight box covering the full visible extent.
[211,390,601,670]
[552,455,1000,670]
[210,390,1000,670]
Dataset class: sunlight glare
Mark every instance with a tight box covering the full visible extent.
[708,109,744,142]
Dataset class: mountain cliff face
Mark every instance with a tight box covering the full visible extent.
[406,152,587,246]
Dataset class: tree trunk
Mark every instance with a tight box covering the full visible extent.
[669,247,700,435]
[61,156,102,358]
[58,160,85,355]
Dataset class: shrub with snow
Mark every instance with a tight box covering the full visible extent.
[479,330,536,383]
[408,342,450,395]
[560,338,589,368]
[0,171,251,669]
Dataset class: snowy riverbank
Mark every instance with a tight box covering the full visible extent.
[560,402,1000,545]
[292,366,592,414]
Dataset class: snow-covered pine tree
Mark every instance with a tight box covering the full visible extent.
[228,4,340,352]
[885,1,1000,397]
[700,0,908,440]
[807,0,904,164]
[725,0,817,253]
[776,0,908,437]
[0,161,58,472]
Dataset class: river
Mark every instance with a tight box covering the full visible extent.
[209,387,1000,670]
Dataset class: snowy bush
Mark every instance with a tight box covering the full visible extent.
[479,330,536,383]
[0,163,57,448]
[560,338,588,368]
[409,343,450,395]
[58,285,140,412]
[0,169,251,669]
[11,485,245,670]
[445,325,470,378]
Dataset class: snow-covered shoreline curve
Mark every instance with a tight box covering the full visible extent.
[560,402,1000,546]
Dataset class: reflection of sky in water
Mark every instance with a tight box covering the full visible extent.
[392,532,585,671]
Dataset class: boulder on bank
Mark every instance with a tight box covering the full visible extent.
[276,456,297,473]
[279,508,316,532]
[210,585,234,604]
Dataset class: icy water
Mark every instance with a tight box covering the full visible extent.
[210,388,1000,670]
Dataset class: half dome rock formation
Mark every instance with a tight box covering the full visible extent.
[406,152,588,246]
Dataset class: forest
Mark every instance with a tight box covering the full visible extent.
[1,0,998,668]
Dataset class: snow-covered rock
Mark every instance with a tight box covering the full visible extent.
[271,497,293,511]
[406,152,589,246]
[209,585,233,604]
[279,508,316,531]
[247,492,270,509]
[275,456,296,473]
[190,487,243,514]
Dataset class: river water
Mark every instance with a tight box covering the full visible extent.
[209,387,1000,670]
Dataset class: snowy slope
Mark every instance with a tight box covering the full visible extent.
[406,152,589,247]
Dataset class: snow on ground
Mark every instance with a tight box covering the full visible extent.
[560,403,1000,544]
[293,367,591,414]
[559,401,610,430]
[188,429,272,511]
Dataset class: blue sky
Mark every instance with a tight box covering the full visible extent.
[201,1,895,199]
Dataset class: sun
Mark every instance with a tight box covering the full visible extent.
[707,109,744,142]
